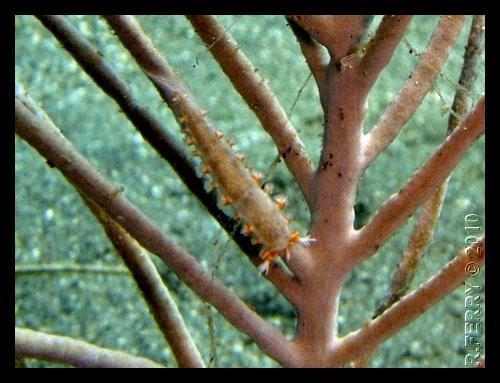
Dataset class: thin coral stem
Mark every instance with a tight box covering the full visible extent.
[287,16,329,110]
[360,15,413,89]
[15,263,129,275]
[448,15,485,133]
[362,16,466,169]
[16,327,165,368]
[375,182,447,316]
[83,197,205,368]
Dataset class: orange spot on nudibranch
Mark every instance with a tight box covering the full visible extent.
[288,231,301,246]
[258,249,279,274]
[242,224,254,235]
[275,195,287,210]
[252,172,263,184]
[260,249,279,262]
[221,195,232,206]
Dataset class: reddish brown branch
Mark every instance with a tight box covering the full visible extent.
[330,237,485,366]
[448,15,485,133]
[374,183,447,317]
[310,52,367,248]
[291,44,371,361]
[83,197,205,368]
[354,97,484,264]
[362,16,466,168]
[287,16,329,110]
[360,15,413,89]
[16,327,165,368]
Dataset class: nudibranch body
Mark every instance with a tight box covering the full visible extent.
[171,91,315,273]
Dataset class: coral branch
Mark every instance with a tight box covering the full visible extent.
[330,237,485,366]
[310,52,367,248]
[360,15,413,89]
[287,16,329,109]
[362,16,466,168]
[448,15,485,133]
[291,21,374,357]
[15,94,299,367]
[83,197,205,368]
[15,327,165,368]
[289,16,369,59]
[15,263,129,275]
[351,183,447,367]
[187,15,315,204]
[354,97,484,263]
[375,183,447,316]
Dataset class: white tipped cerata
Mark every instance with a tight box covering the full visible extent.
[299,235,316,247]
[258,260,271,275]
